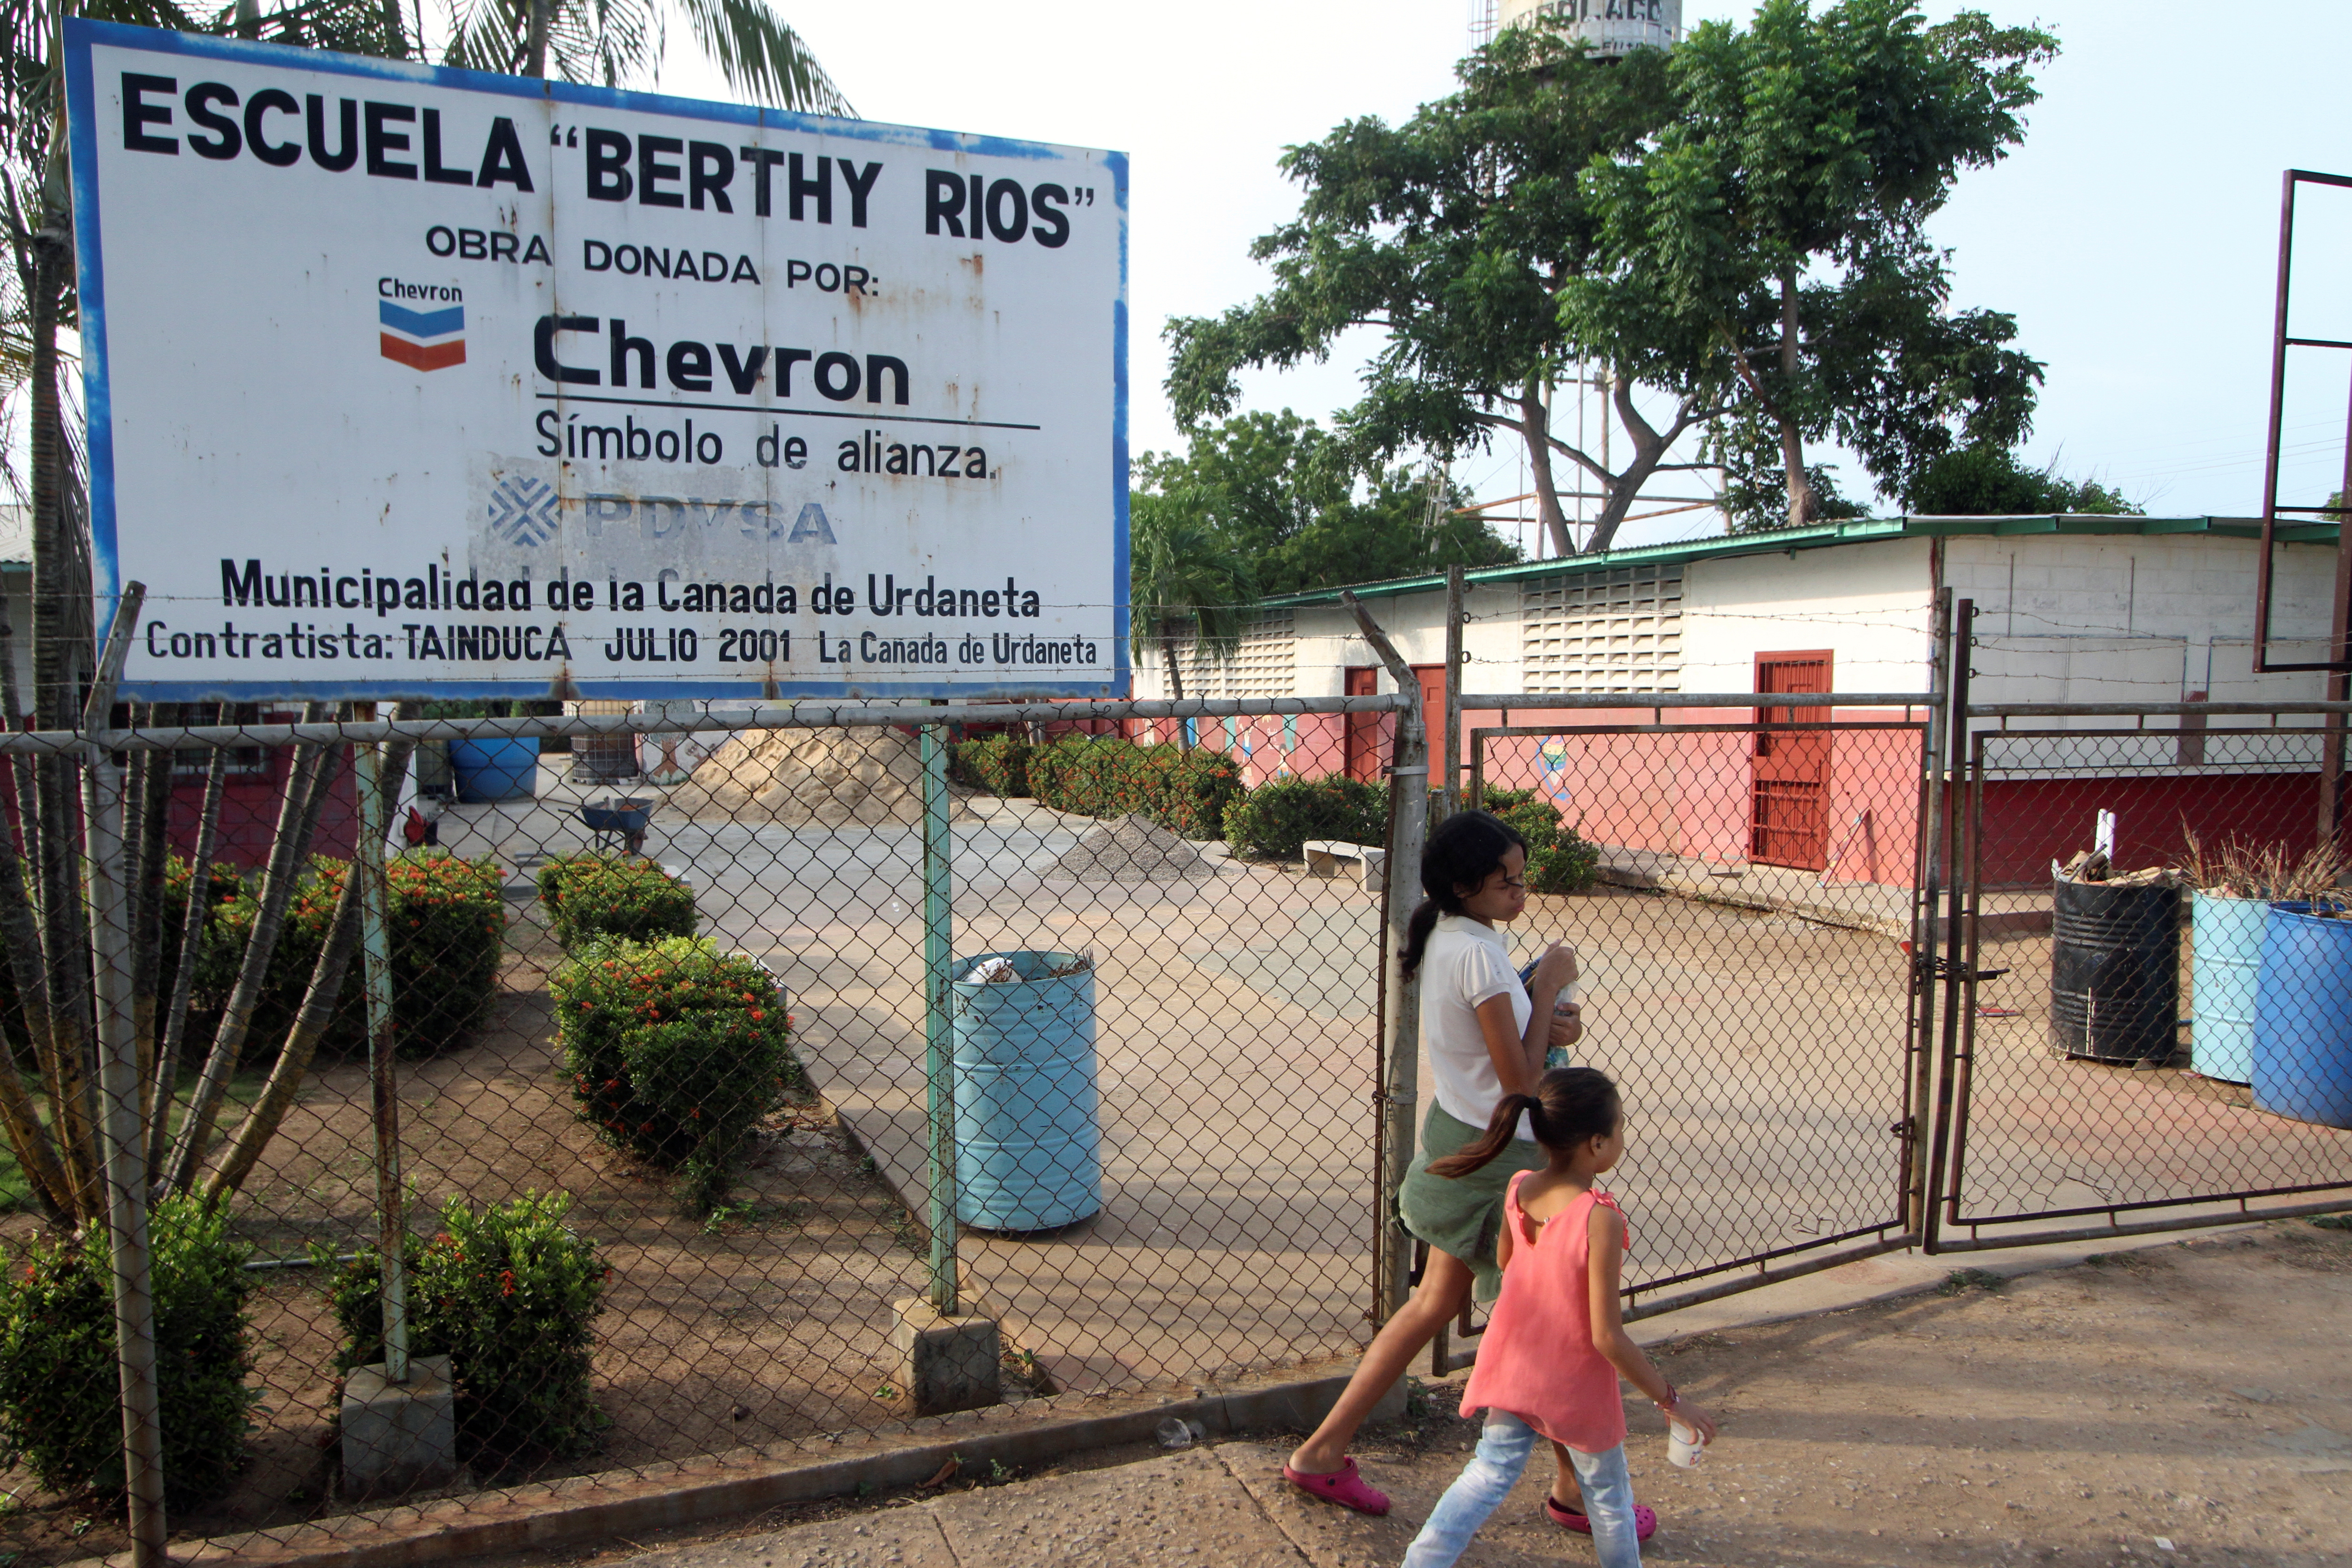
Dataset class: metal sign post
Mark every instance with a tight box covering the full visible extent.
[920,725,959,1314]
[83,585,168,1566]
[352,729,413,1380]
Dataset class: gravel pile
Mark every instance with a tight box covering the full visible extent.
[1045,814,1215,883]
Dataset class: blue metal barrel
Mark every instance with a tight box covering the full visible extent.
[2253,902,2352,1130]
[2188,893,2266,1084]
[950,950,1102,1231]
[449,737,540,802]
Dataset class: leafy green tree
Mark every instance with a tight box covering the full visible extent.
[1165,30,1722,558]
[1574,0,2056,530]
[1902,443,2142,516]
[1129,491,1258,745]
[1133,411,1517,596]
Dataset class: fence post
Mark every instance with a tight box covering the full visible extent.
[1343,593,1428,1327]
[352,727,410,1380]
[83,586,168,1567]
[920,723,959,1314]
[1905,587,1953,1236]
[1921,598,1977,1254]
[1441,566,1465,818]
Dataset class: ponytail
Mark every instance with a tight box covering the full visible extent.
[1426,1092,1540,1178]
[1426,1068,1623,1180]
[1399,899,1442,980]
[1401,810,1529,980]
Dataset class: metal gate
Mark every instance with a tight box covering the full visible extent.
[1925,696,2352,1252]
[1453,692,1940,1353]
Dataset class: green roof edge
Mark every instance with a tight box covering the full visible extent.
[1255,514,2339,608]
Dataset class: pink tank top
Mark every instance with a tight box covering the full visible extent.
[1456,1172,1629,1454]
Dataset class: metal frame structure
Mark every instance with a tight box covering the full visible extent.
[2255,168,2352,679]
[1923,695,2352,1254]
[1438,703,1939,1373]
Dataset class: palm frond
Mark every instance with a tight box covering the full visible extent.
[672,0,847,114]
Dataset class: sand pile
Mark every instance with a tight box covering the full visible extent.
[667,725,933,826]
[1045,814,1215,883]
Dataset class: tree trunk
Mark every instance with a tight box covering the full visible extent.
[205,740,411,1201]
[1518,381,1575,558]
[162,729,337,1194]
[1778,269,1817,531]
[148,724,227,1177]
[1161,624,1191,750]
[129,719,172,1130]
[1584,373,1676,555]
[525,0,550,76]
[28,173,102,1223]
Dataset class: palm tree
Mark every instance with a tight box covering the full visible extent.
[1130,486,1258,751]
[447,0,849,113]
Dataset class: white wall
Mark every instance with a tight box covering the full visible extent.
[1679,537,1935,695]
[1945,533,2333,707]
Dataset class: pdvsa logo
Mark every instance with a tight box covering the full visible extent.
[378,278,465,371]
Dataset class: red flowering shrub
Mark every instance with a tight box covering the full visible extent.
[551,937,799,1213]
[206,852,504,1064]
[1025,737,1243,840]
[536,855,696,949]
[317,1190,605,1469]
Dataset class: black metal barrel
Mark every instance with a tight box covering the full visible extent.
[2051,878,2181,1064]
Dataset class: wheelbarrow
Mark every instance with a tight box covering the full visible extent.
[580,796,654,855]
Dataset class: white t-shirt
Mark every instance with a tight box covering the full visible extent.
[1420,914,1534,1140]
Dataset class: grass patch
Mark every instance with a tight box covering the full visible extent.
[1937,1268,2005,1295]
[2309,1213,2352,1233]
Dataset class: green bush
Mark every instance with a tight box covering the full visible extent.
[1027,737,1244,840]
[0,1196,258,1505]
[319,1190,606,1469]
[216,852,506,1061]
[553,937,798,1212]
[1479,789,1600,894]
[955,734,1033,797]
[1223,774,1389,860]
[537,855,697,949]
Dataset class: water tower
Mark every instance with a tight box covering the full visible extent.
[1493,0,1680,55]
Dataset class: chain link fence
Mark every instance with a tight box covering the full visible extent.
[1929,708,2352,1250]
[1457,705,1934,1356]
[7,688,2349,1562]
[0,694,1411,1562]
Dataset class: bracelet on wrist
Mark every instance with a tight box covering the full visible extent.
[1652,1383,1678,1413]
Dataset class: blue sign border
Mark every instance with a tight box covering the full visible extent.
[65,17,1130,702]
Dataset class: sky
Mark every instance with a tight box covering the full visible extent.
[651,0,2352,550]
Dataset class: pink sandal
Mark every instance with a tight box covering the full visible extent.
[1282,1457,1392,1516]
[1545,1495,1658,1540]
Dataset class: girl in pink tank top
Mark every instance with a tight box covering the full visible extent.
[1403,1069,1718,1568]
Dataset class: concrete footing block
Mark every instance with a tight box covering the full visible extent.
[341,1354,457,1500]
[891,1298,1001,1416]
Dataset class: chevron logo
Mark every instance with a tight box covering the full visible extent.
[379,300,465,371]
[486,474,560,547]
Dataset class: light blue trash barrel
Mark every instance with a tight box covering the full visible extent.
[950,950,1102,1231]
[2252,901,2352,1130]
[449,737,540,802]
[2188,892,2266,1085]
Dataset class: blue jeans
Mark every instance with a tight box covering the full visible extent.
[1402,1410,1641,1568]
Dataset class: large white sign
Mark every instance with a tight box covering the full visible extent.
[66,21,1129,699]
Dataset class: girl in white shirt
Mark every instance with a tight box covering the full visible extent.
[1283,810,1582,1520]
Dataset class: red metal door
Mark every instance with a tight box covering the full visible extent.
[1412,664,1447,781]
[1344,667,1381,782]
[1750,651,1833,870]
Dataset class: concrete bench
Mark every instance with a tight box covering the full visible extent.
[1303,839,1386,891]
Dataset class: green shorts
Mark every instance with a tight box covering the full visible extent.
[1396,1103,1547,1304]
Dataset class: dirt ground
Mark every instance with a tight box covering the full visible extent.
[458,1219,2352,1568]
